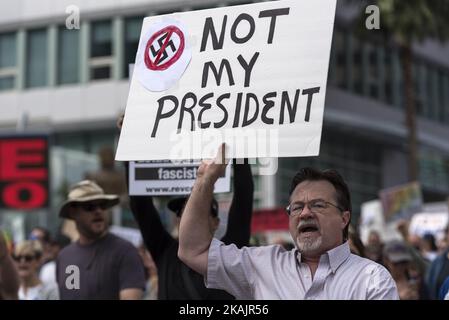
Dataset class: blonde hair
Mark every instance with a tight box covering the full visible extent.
[14,240,43,258]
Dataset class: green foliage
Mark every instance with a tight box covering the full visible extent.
[377,0,449,43]
[346,0,449,44]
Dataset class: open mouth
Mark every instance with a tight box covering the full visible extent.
[298,224,319,234]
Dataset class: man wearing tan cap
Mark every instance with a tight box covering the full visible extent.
[56,180,145,300]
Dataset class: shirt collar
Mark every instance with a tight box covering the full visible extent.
[295,241,351,273]
[326,241,351,273]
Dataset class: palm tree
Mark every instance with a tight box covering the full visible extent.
[353,0,449,181]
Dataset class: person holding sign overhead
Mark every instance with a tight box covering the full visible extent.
[178,145,399,299]
[117,114,254,299]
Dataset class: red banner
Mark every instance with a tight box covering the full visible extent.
[0,136,49,210]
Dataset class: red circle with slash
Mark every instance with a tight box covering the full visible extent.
[144,25,185,71]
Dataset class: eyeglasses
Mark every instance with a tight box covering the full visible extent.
[75,202,109,212]
[12,254,37,263]
[285,199,343,216]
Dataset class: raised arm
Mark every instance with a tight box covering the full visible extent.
[118,113,174,263]
[221,159,254,247]
[125,162,174,264]
[178,144,227,276]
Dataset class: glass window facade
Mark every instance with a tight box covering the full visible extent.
[54,129,117,153]
[0,77,14,90]
[58,26,80,84]
[26,29,48,88]
[90,20,112,80]
[0,32,16,68]
[0,31,18,90]
[123,16,143,78]
[91,20,112,57]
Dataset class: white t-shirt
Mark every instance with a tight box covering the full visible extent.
[40,261,56,285]
[19,282,59,300]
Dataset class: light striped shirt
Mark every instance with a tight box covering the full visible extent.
[206,238,399,300]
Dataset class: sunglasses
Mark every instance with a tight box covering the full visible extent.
[13,254,37,262]
[75,202,109,212]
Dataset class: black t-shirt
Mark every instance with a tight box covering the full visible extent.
[157,240,233,300]
[56,233,146,300]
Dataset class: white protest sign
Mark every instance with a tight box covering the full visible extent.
[409,212,448,241]
[359,199,402,245]
[116,0,336,161]
[129,160,231,195]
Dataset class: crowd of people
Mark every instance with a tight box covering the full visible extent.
[1,141,449,300]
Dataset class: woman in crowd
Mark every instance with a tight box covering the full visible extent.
[13,240,59,300]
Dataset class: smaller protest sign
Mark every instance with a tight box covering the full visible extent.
[379,182,423,222]
[129,160,231,195]
[409,212,449,241]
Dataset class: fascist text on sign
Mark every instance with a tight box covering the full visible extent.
[129,160,231,195]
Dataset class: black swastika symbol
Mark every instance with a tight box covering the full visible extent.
[150,32,177,65]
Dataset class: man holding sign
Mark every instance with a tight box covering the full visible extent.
[126,161,253,299]
[178,145,399,299]
[118,114,254,299]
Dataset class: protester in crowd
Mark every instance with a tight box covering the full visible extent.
[426,224,449,299]
[364,230,384,263]
[85,146,127,200]
[29,227,53,265]
[438,275,449,300]
[178,145,398,299]
[436,225,449,252]
[137,244,158,300]
[367,230,382,247]
[0,229,19,300]
[382,240,426,300]
[348,225,365,257]
[40,233,71,286]
[117,113,254,299]
[13,240,58,300]
[85,146,128,225]
[420,233,438,262]
[56,180,146,299]
[396,220,430,279]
